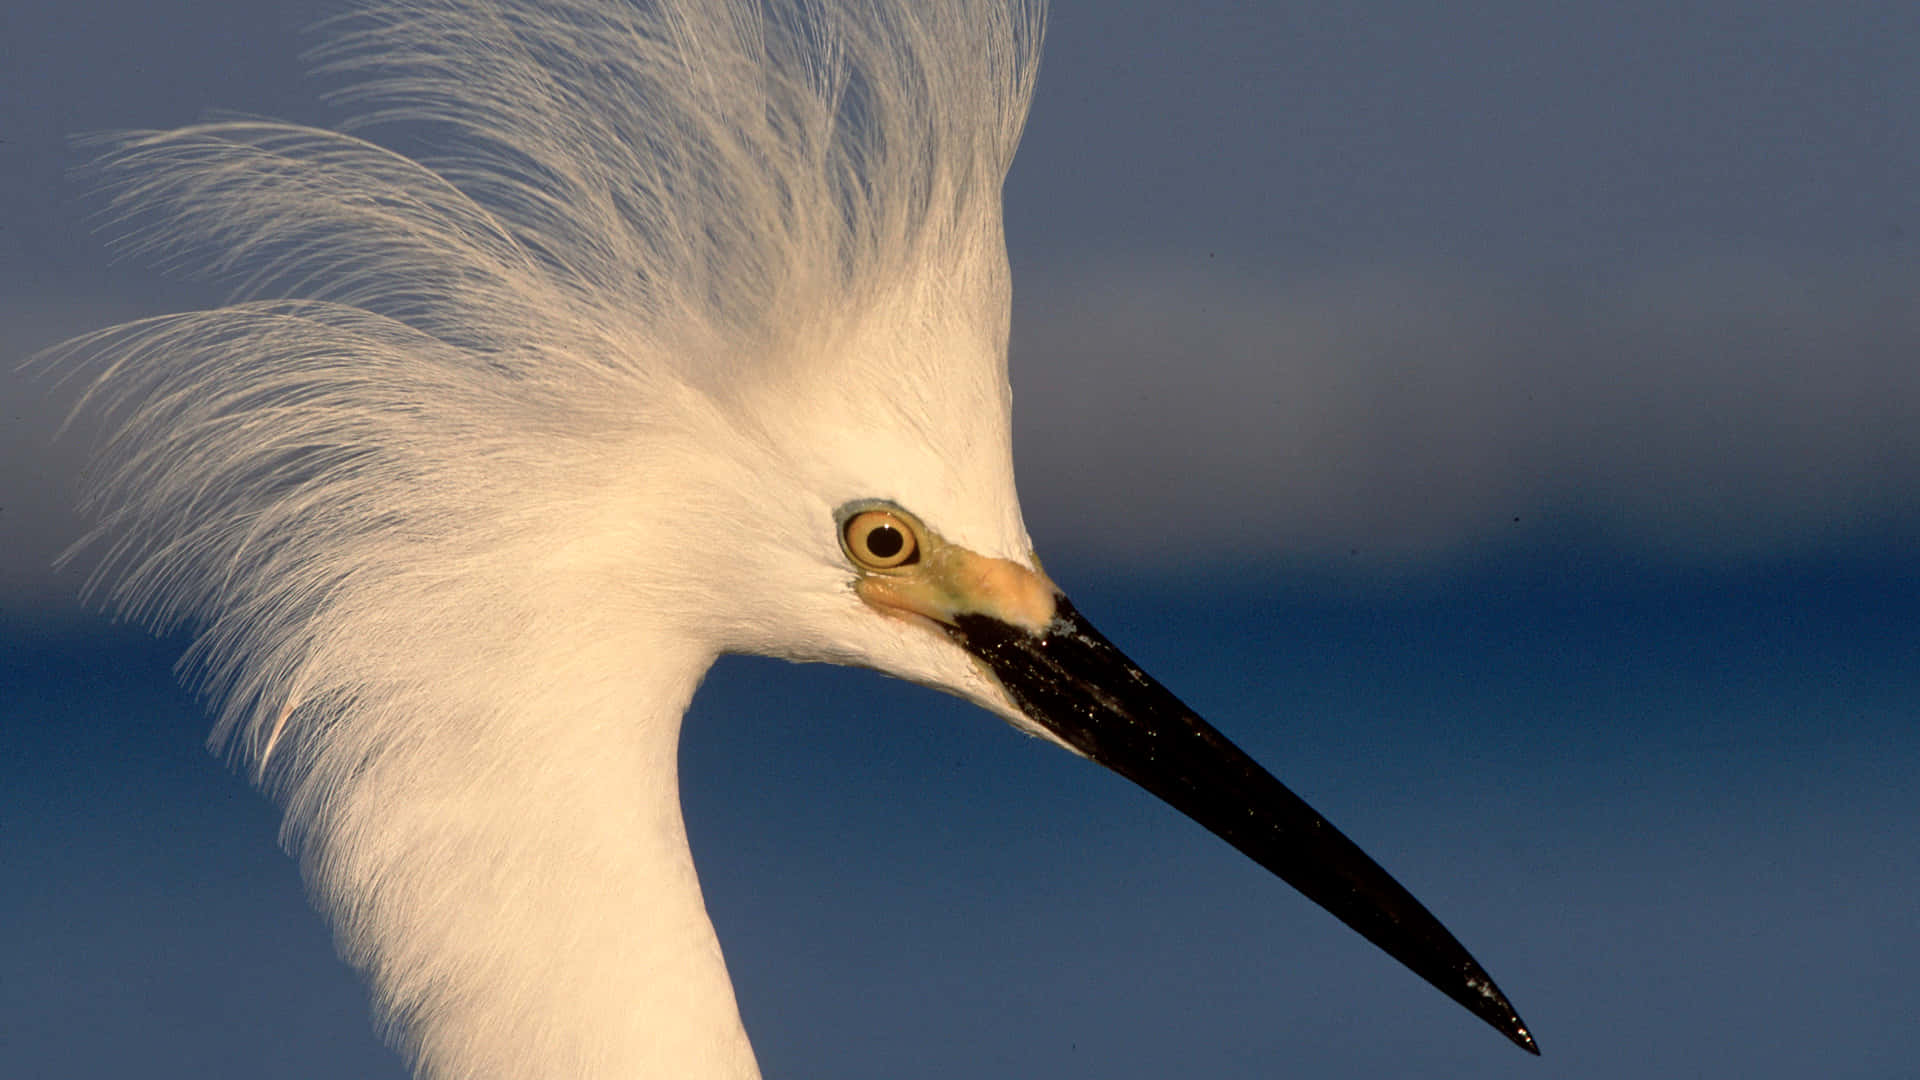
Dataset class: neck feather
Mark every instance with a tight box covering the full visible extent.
[289,631,758,1080]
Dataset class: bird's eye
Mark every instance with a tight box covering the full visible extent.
[843,509,920,570]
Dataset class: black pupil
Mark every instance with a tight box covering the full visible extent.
[865,524,904,559]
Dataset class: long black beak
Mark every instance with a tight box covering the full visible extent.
[946,596,1538,1055]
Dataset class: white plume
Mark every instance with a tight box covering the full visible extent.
[53,3,1044,1075]
[61,0,1042,770]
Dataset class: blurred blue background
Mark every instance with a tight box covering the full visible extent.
[5,2,1918,1078]
[7,558,1917,1078]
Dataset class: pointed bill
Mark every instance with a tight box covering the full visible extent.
[945,597,1539,1055]
[839,510,1535,1052]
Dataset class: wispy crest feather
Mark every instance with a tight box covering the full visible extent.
[56,5,1045,1073]
[62,0,1043,773]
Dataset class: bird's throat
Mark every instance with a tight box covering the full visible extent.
[296,637,761,1080]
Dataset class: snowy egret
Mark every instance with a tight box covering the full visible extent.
[61,0,1536,1075]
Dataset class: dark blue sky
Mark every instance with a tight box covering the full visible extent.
[4,2,1919,1078]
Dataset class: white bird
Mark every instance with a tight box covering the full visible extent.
[59,0,1536,1075]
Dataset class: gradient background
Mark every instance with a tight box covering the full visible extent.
[4,2,1917,1078]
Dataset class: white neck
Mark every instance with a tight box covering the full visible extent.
[295,631,759,1080]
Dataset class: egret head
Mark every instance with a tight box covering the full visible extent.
[547,252,1537,1052]
[56,0,1536,1065]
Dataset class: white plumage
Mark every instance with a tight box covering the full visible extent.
[58,1,1535,1075]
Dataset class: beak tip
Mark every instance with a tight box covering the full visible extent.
[1458,967,1539,1054]
[1494,1008,1541,1055]
[1512,1025,1542,1055]
[1474,987,1540,1055]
